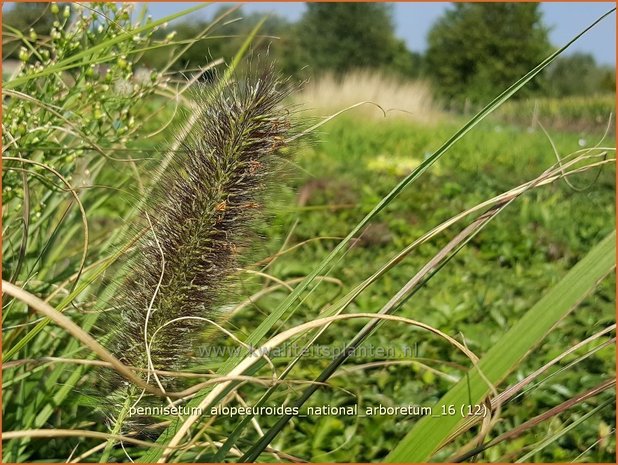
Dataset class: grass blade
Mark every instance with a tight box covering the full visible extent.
[138,10,615,461]
[451,378,615,462]
[219,7,617,376]
[385,230,615,462]
[516,398,613,462]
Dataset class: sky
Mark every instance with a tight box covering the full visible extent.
[144,2,616,65]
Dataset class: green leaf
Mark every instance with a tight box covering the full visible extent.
[385,230,615,462]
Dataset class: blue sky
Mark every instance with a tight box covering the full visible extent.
[144,2,616,65]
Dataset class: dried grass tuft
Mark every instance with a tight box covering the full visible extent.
[297,70,439,122]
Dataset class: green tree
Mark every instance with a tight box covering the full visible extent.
[546,53,616,96]
[297,2,418,77]
[426,3,551,104]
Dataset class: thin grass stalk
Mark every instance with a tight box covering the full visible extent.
[451,378,615,462]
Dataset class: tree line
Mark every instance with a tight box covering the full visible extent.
[4,2,615,105]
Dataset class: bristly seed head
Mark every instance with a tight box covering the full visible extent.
[100,65,297,429]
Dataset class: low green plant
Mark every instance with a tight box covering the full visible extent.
[495,94,615,133]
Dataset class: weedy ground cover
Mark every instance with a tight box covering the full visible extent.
[494,94,615,133]
[251,115,615,461]
[2,3,615,463]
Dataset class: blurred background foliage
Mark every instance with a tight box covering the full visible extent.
[3,2,615,106]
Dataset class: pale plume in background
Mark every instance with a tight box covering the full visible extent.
[298,70,439,122]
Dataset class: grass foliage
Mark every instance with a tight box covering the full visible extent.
[298,70,437,122]
[2,3,616,463]
[495,94,615,133]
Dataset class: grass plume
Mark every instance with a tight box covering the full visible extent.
[99,65,296,431]
[298,70,438,121]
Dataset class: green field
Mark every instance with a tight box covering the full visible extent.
[6,104,615,461]
[228,114,616,461]
[2,3,616,462]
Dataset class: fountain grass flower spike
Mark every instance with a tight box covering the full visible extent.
[100,66,297,434]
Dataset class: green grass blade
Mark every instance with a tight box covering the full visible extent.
[516,398,612,462]
[218,7,617,377]
[385,230,615,462]
[3,245,127,360]
[220,17,266,86]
